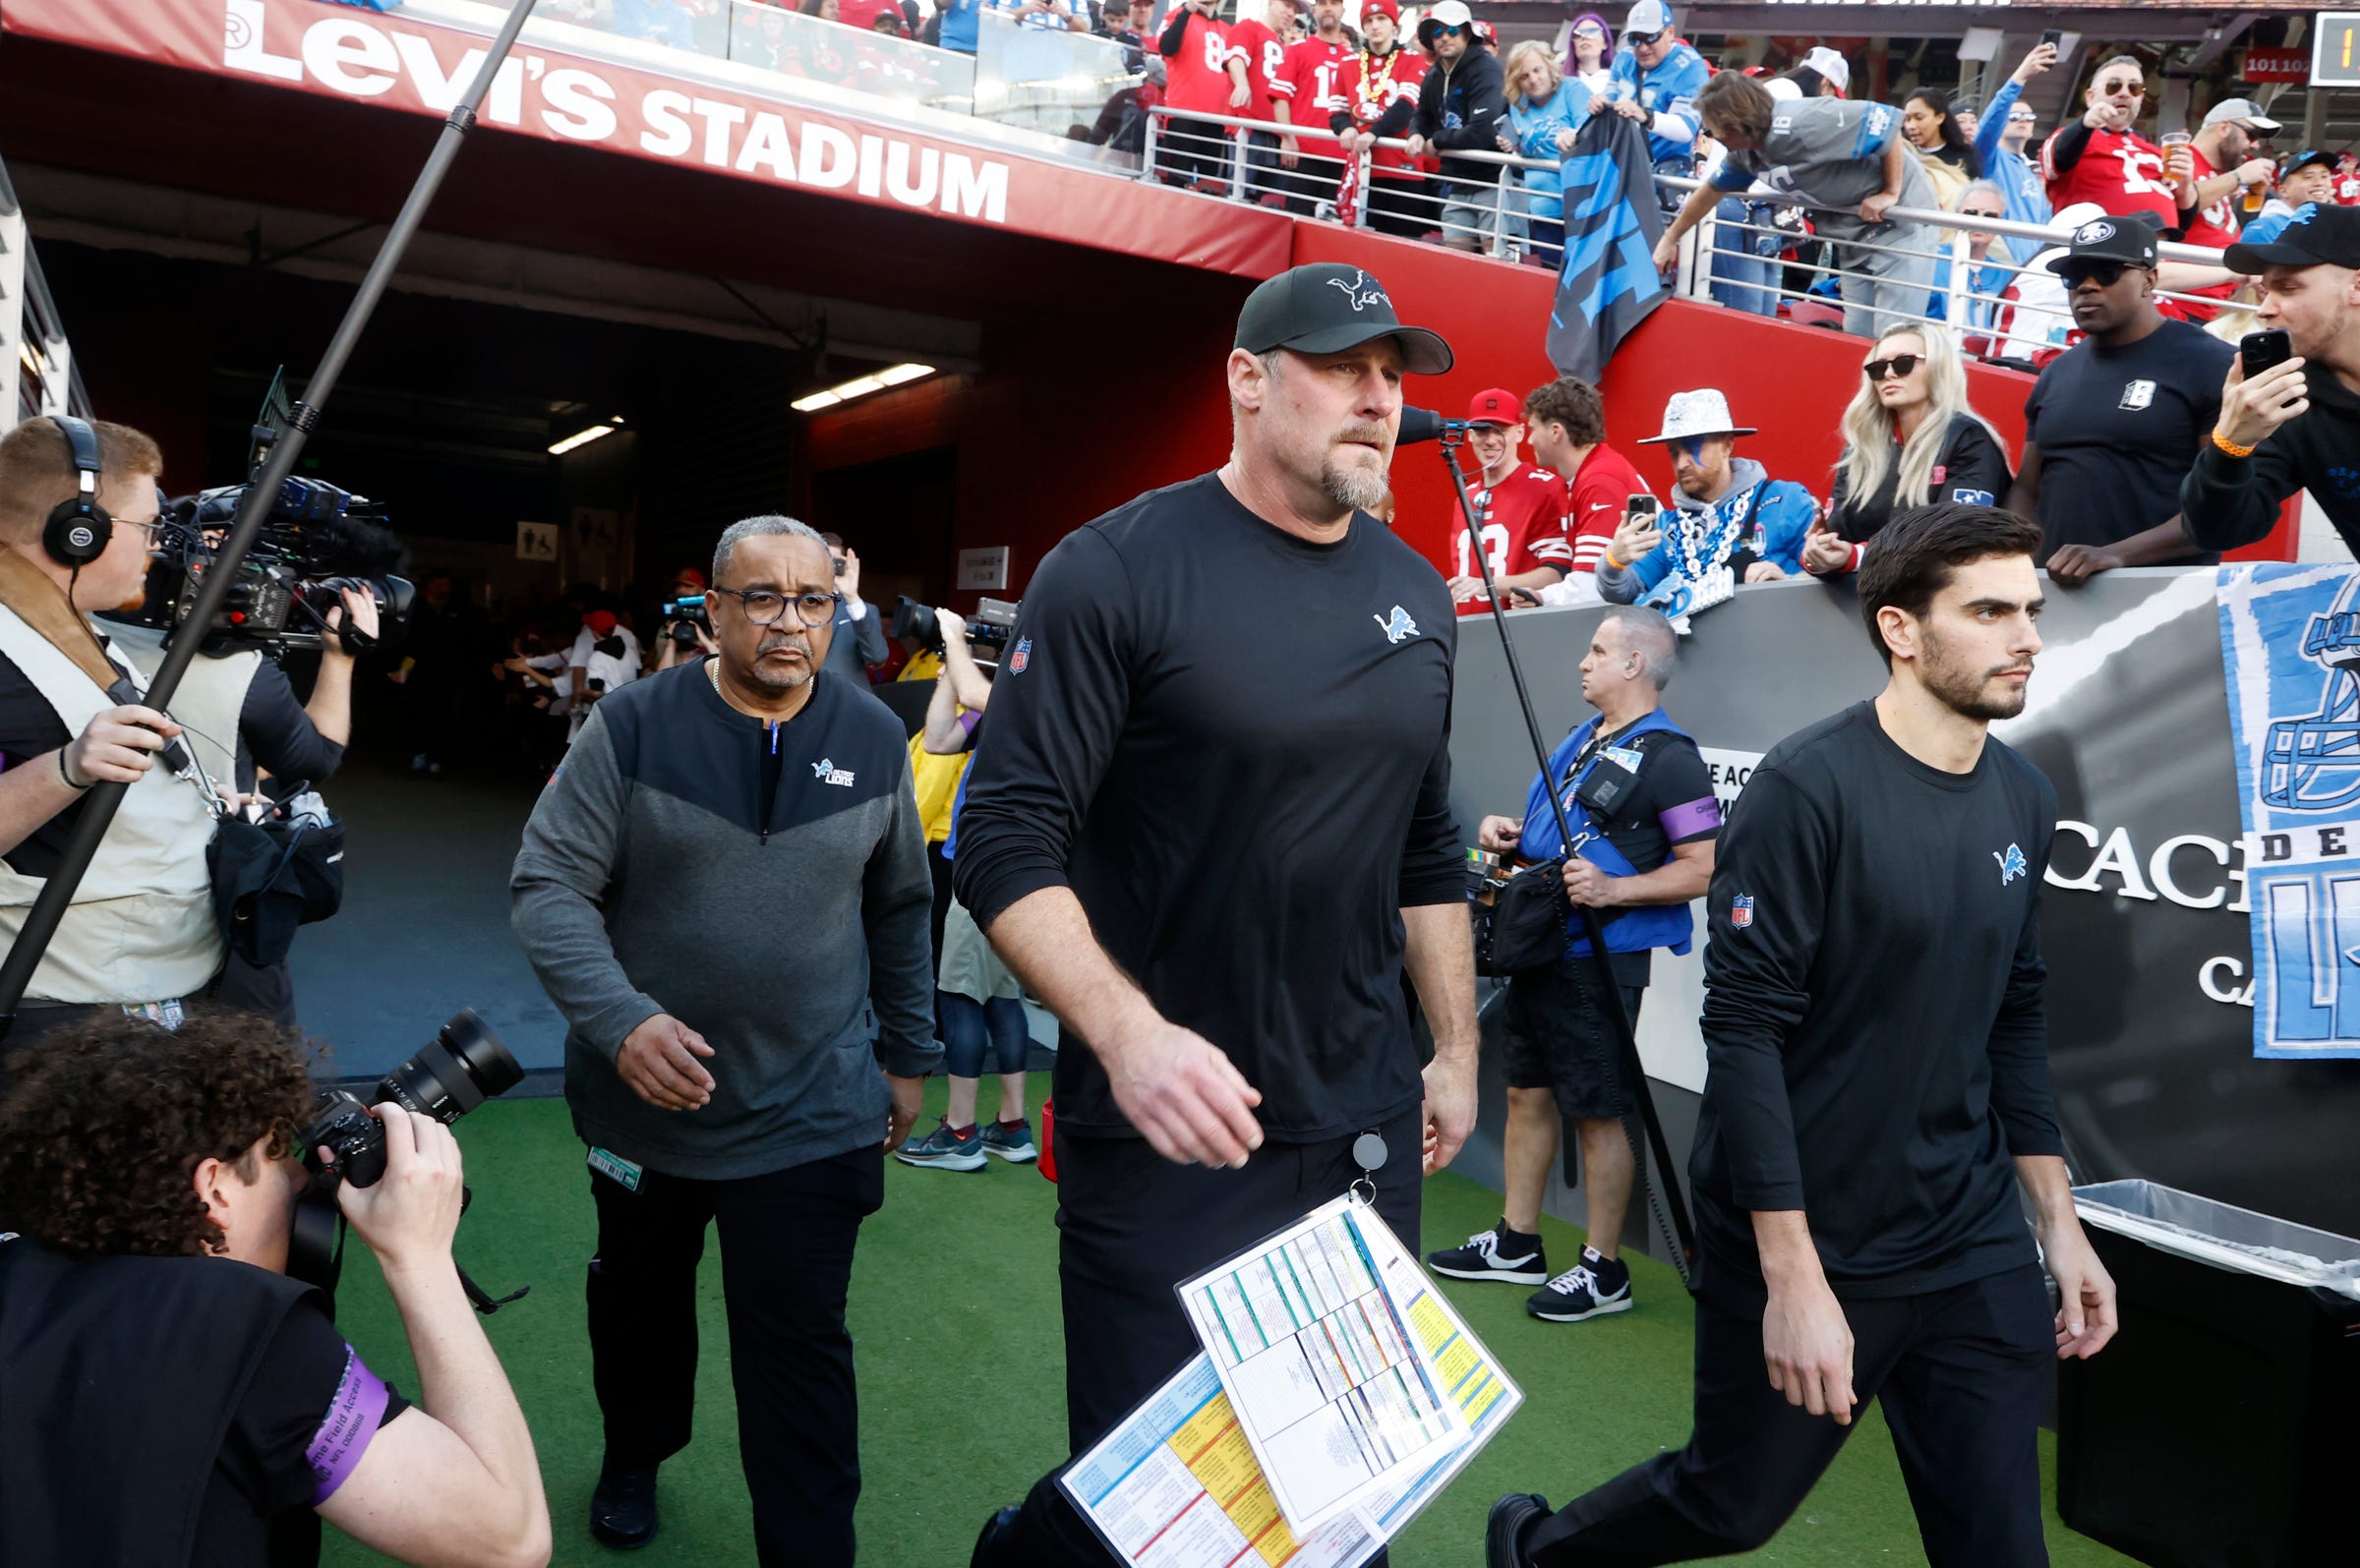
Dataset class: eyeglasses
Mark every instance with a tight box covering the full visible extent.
[1624,29,1667,45]
[712,586,843,628]
[1960,208,2003,220]
[1864,354,1922,380]
[2060,261,2132,288]
[2099,81,2145,98]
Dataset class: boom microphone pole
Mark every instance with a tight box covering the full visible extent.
[0,0,543,1032]
[1438,433,1698,1285]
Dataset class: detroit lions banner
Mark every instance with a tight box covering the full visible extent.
[2217,562,2360,1060]
[1544,110,1669,385]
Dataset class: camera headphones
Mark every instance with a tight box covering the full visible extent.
[42,415,112,568]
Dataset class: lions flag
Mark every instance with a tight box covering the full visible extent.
[1545,110,1671,385]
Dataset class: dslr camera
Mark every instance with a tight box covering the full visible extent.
[891,595,1019,661]
[301,1009,523,1191]
[143,476,416,659]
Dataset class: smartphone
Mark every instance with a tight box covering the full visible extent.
[2241,327,2294,379]
[1625,493,1660,526]
[2038,27,2061,49]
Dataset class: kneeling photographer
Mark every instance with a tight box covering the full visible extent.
[0,1008,551,1568]
[0,417,221,1051]
[104,476,406,1024]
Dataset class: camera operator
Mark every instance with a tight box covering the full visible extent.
[817,531,890,687]
[0,1009,552,1567]
[0,417,221,1052]
[510,514,938,1562]
[105,586,379,1025]
[650,566,718,673]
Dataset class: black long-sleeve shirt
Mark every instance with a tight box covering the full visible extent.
[953,473,1462,1141]
[1409,46,1506,187]
[2183,367,2360,559]
[1689,701,2064,1298]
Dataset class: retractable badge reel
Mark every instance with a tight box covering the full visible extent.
[1349,1130,1386,1207]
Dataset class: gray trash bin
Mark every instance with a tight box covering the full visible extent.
[2056,1180,2360,1568]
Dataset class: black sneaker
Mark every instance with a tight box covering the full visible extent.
[590,1460,659,1549]
[971,1503,1023,1568]
[1427,1221,1549,1285]
[1525,1247,1632,1322]
[1487,1492,1552,1567]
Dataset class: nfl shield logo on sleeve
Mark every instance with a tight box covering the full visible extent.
[1732,895,1755,929]
[1009,637,1032,673]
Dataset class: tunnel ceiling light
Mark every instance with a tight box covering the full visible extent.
[793,363,938,416]
[549,421,620,455]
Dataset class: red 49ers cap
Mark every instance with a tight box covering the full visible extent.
[1466,387,1521,427]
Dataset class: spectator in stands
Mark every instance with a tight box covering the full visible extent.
[1598,389,1817,622]
[1607,0,1707,211]
[1406,1,1507,251]
[1903,87,1980,206]
[936,0,981,52]
[1976,40,2057,233]
[1502,40,1590,265]
[790,0,856,82]
[1332,0,1430,238]
[1665,72,1937,339]
[987,0,1085,32]
[2335,150,2360,205]
[2262,148,2337,222]
[898,612,1037,1171]
[0,1013,553,1568]
[2005,215,2232,575]
[1700,126,1785,319]
[815,532,890,687]
[2042,55,2187,235]
[1159,0,1252,191]
[1517,376,1654,606]
[1808,328,2012,571]
[2170,207,2360,570]
[1272,0,1353,213]
[1446,387,1574,612]
[1928,180,2020,329]
[1794,44,1848,98]
[1563,12,1613,96]
[616,0,700,49]
[1951,97,1979,142]
[1427,606,1715,1325]
[1227,0,1294,206]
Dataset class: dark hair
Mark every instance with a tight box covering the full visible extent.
[1780,65,1831,97]
[1695,72,1774,145]
[0,1010,316,1259]
[1906,87,1983,179]
[1523,376,1606,447]
[1856,502,2042,667]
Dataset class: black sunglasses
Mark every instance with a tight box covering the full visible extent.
[1864,354,1922,380]
[2061,261,2134,288]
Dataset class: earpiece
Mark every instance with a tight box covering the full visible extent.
[41,416,111,567]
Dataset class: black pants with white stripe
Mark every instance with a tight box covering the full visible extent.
[1522,1257,2055,1567]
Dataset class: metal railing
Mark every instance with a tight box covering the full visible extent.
[1142,102,2245,361]
[0,156,89,428]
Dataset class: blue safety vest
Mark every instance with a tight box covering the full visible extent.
[1515,706,1699,958]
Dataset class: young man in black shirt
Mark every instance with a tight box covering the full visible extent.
[2005,217,2233,579]
[0,1010,550,1568]
[1428,607,1717,1323]
[1491,504,2118,1568]
[960,263,1477,1568]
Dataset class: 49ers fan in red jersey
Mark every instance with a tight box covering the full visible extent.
[1158,0,1251,188]
[1271,0,1356,213]
[1446,387,1574,613]
[2039,55,2186,234]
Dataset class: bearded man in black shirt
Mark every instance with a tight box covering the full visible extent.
[960,262,1478,1568]
[1491,503,2118,1568]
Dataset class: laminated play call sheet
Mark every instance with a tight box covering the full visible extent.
[1175,1193,1471,1532]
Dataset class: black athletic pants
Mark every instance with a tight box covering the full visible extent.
[586,1145,884,1568]
[1524,1257,2055,1567]
[979,1106,1424,1566]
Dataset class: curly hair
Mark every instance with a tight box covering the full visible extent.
[0,1009,316,1258]
[1523,376,1607,448]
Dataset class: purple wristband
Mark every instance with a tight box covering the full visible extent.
[957,710,981,735]
[306,1345,393,1505]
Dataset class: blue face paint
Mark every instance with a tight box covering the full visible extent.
[1675,436,1708,466]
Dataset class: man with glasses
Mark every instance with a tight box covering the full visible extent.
[1973,38,2057,234]
[1605,0,1706,210]
[2005,217,2232,579]
[2041,54,2188,234]
[512,513,939,1563]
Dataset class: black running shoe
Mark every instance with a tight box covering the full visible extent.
[1427,1221,1549,1285]
[1525,1247,1633,1322]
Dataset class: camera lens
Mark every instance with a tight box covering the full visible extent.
[376,1009,524,1125]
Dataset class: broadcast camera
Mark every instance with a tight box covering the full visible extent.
[661,593,712,648]
[143,476,416,659]
[892,595,1018,661]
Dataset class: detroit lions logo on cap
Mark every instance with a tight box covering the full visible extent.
[1327,270,1390,313]
[2074,219,2117,245]
[1995,843,2028,885]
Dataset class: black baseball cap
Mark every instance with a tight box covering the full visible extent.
[2044,212,2160,276]
[1234,263,1455,375]
[2225,200,2360,272]
[2282,147,2337,179]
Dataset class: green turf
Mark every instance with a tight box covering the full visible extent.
[321,1089,2136,1567]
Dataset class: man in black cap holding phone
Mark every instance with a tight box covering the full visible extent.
[960,262,1479,1567]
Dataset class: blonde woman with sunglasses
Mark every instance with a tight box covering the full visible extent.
[1807,327,2012,571]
